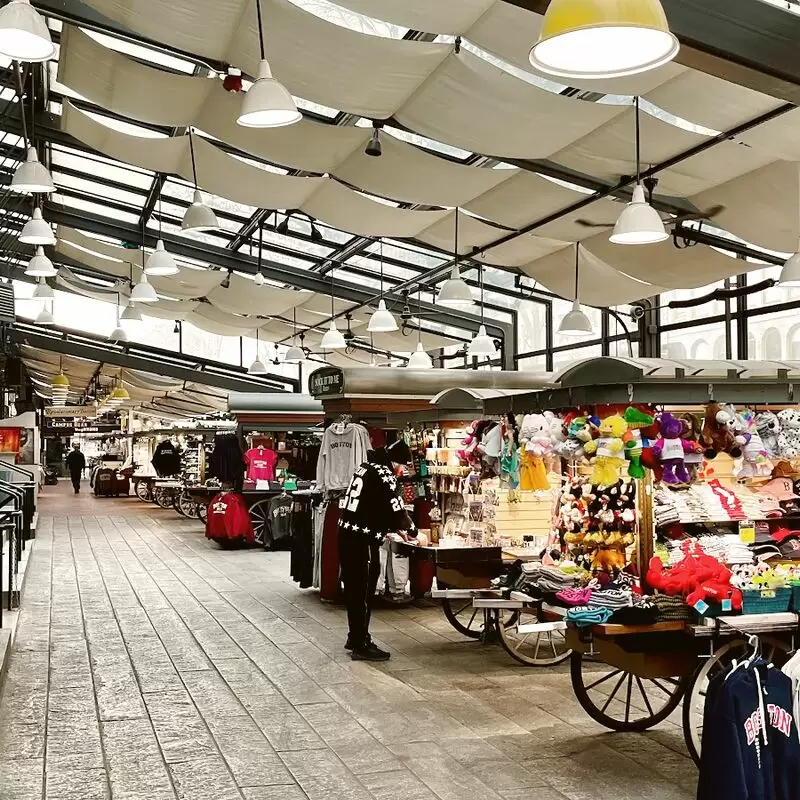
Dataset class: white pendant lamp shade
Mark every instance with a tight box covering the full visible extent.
[130,274,158,303]
[609,184,668,245]
[283,344,305,364]
[248,357,267,375]
[182,190,220,233]
[25,246,56,277]
[320,321,346,350]
[109,325,128,343]
[20,207,55,245]
[34,306,54,326]
[529,0,679,80]
[11,147,55,194]
[436,266,474,308]
[780,249,800,286]
[144,239,179,276]
[367,300,398,333]
[237,59,301,128]
[407,343,433,369]
[120,302,143,321]
[0,0,55,62]
[254,271,265,287]
[558,299,594,336]
[467,325,498,358]
[32,276,54,299]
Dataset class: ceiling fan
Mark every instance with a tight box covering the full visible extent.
[576,176,724,231]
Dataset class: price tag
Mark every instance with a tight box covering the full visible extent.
[721,599,733,612]
[761,590,776,599]
[692,599,710,615]
[739,520,756,544]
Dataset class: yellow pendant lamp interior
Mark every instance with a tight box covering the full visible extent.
[529,0,679,80]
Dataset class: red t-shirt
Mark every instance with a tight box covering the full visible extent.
[244,448,277,481]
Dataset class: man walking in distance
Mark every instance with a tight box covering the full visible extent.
[65,443,86,494]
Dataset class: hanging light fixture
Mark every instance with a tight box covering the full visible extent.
[11,146,54,194]
[248,328,268,374]
[109,294,128,342]
[467,263,498,359]
[237,0,300,128]
[283,307,305,363]
[130,251,158,303]
[253,226,265,286]
[365,124,382,157]
[558,244,594,336]
[145,190,179,276]
[24,245,56,277]
[320,271,346,350]
[0,0,55,62]
[368,240,398,333]
[181,129,220,234]
[32,275,53,299]
[406,290,432,369]
[20,206,55,245]
[51,365,69,406]
[436,208,474,309]
[120,302,143,322]
[780,248,800,286]
[610,98,668,246]
[34,303,54,326]
[529,0,679,80]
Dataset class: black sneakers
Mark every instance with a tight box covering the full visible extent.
[351,643,391,662]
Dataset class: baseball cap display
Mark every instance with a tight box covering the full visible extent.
[758,477,800,502]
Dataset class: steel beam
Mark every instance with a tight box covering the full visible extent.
[6,322,298,394]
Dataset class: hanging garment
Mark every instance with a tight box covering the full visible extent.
[208,433,246,485]
[315,423,371,493]
[205,492,255,545]
[151,440,182,477]
[244,447,278,482]
[312,503,326,589]
[265,494,292,548]
[698,659,800,800]
[320,501,342,602]
[519,449,549,491]
[290,495,316,589]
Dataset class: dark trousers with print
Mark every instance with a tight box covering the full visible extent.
[70,469,82,492]
[339,533,381,648]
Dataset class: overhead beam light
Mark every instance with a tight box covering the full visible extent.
[0,0,55,62]
[529,0,679,80]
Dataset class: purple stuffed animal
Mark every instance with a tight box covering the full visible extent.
[652,412,700,486]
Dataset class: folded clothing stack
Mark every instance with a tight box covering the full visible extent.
[609,598,659,626]
[555,587,592,607]
[566,606,613,627]
[652,593,693,622]
[519,563,577,594]
[588,588,633,611]
[654,490,680,527]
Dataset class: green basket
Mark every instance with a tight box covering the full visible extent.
[791,583,800,612]
[741,587,792,615]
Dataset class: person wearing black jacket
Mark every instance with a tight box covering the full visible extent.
[338,439,415,662]
[65,443,86,494]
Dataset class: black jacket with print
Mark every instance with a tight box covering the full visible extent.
[338,462,415,542]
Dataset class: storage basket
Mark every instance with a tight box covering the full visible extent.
[790,583,800,612]
[741,587,792,615]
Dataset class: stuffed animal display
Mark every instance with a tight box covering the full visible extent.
[651,412,702,487]
[756,411,781,458]
[583,415,628,486]
[735,409,772,478]
[701,402,745,459]
[777,408,800,458]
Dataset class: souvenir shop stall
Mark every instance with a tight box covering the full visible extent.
[299,367,551,603]
[461,356,800,774]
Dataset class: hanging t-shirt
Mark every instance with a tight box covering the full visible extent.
[267,495,293,544]
[244,447,278,482]
[316,423,371,492]
[205,492,255,544]
[152,440,182,477]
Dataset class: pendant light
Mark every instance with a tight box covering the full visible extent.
[237,0,300,128]
[529,0,679,80]
[130,250,158,303]
[467,263,498,359]
[0,0,55,62]
[320,272,346,350]
[365,124,382,157]
[283,306,305,363]
[20,206,55,245]
[368,239,398,333]
[51,361,69,405]
[610,98,668,246]
[32,275,53,299]
[253,226,265,286]
[436,208,474,309]
[248,327,267,374]
[12,146,54,194]
[109,294,128,342]
[407,290,433,369]
[145,190,178,276]
[181,129,220,234]
[25,245,56,277]
[120,302,143,322]
[34,303,54,326]
[558,245,594,336]
[780,175,800,286]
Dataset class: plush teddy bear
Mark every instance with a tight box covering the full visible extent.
[736,409,772,478]
[756,411,781,458]
[621,407,654,479]
[652,412,701,486]
[777,408,800,458]
[701,402,744,459]
[583,415,628,486]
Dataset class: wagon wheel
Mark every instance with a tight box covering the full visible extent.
[249,499,271,548]
[683,636,791,766]
[135,480,152,502]
[497,607,571,666]
[175,492,199,518]
[571,651,689,732]
[153,487,175,509]
[197,501,208,525]
[441,597,485,639]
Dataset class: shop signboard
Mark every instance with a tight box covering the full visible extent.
[309,368,344,397]
[45,406,97,418]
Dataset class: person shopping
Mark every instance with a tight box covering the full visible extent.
[65,443,86,494]
[338,440,415,661]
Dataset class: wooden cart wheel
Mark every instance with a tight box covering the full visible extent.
[153,487,175,509]
[441,597,484,639]
[497,608,571,667]
[570,651,689,732]
[197,501,208,525]
[683,636,791,766]
[249,499,271,548]
[176,492,199,518]
[135,480,151,502]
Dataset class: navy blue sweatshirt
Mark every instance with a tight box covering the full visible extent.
[698,660,800,800]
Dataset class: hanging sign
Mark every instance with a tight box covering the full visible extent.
[309,368,344,397]
[45,406,97,419]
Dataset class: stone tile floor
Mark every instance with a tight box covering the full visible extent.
[0,482,696,799]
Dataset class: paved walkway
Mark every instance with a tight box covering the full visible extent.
[0,482,696,800]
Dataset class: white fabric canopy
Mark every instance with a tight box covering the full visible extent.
[206,276,310,317]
